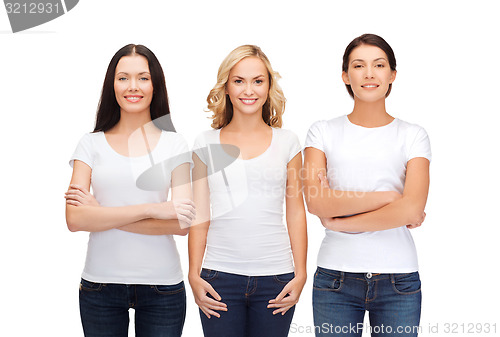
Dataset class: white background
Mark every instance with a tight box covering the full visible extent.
[1,1,498,336]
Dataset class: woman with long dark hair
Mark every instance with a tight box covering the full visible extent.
[304,34,430,336]
[65,44,194,337]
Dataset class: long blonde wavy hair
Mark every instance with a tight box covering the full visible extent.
[207,45,286,129]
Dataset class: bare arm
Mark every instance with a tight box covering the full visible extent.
[303,147,400,218]
[188,153,227,318]
[323,157,430,232]
[268,152,308,315]
[119,163,193,236]
[65,160,195,233]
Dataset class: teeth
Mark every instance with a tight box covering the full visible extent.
[241,99,256,104]
[362,85,377,88]
[126,96,142,101]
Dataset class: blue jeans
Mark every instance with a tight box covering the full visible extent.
[199,269,296,337]
[79,278,186,337]
[312,267,421,337]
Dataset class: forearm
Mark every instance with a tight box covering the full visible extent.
[305,188,398,218]
[66,203,151,232]
[188,223,209,277]
[287,214,308,278]
[119,218,188,236]
[327,196,425,232]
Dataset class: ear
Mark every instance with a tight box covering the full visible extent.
[342,71,350,85]
[389,70,397,84]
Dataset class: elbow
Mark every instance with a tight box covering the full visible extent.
[66,217,81,232]
[175,226,189,236]
[305,203,321,217]
[66,207,84,232]
[404,203,426,225]
[304,197,322,216]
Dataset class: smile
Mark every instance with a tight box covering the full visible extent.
[125,95,143,102]
[240,98,258,105]
[361,84,379,88]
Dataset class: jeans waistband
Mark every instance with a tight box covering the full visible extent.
[317,266,418,281]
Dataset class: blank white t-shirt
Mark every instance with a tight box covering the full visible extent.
[69,130,192,285]
[305,115,431,273]
[193,128,302,276]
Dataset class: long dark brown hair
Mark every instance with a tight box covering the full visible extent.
[93,44,175,132]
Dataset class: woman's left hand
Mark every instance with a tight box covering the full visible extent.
[65,184,100,207]
[267,275,306,315]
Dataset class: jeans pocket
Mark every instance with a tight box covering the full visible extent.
[80,278,103,292]
[273,272,295,285]
[152,281,185,295]
[200,268,219,281]
[392,272,421,295]
[313,267,343,292]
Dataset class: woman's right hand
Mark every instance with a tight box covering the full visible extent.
[188,273,227,319]
[147,199,196,226]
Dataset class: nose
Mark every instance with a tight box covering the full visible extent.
[129,78,139,91]
[244,83,253,95]
[365,67,374,79]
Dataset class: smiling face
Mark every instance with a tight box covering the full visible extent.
[114,55,153,115]
[342,44,396,103]
[226,56,270,118]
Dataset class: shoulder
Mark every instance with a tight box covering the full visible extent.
[395,119,429,139]
[273,127,298,140]
[77,132,101,147]
[308,116,345,134]
[161,130,188,144]
[193,129,219,147]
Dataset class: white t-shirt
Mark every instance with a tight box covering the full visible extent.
[305,115,431,273]
[69,130,192,285]
[193,128,302,276]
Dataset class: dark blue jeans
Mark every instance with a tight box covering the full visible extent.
[199,269,296,337]
[313,267,421,337]
[79,279,186,337]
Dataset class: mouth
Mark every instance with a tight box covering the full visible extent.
[239,98,258,105]
[361,84,379,89]
[125,95,143,103]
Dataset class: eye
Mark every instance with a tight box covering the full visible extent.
[353,64,363,69]
[140,77,150,81]
[376,64,385,68]
[255,79,263,84]
[117,77,127,81]
[234,79,243,84]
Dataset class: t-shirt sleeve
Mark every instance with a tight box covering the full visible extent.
[169,133,194,170]
[407,125,432,163]
[69,133,94,169]
[304,121,325,152]
[287,130,303,163]
[192,132,209,165]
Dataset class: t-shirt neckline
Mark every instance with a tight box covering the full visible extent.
[344,115,398,129]
[100,130,165,159]
[217,127,275,162]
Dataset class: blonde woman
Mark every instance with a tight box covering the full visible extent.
[189,45,307,337]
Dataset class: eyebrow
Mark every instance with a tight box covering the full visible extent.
[350,57,387,64]
[231,74,266,80]
[115,72,151,75]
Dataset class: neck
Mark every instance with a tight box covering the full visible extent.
[349,97,393,127]
[225,110,269,133]
[112,109,157,135]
